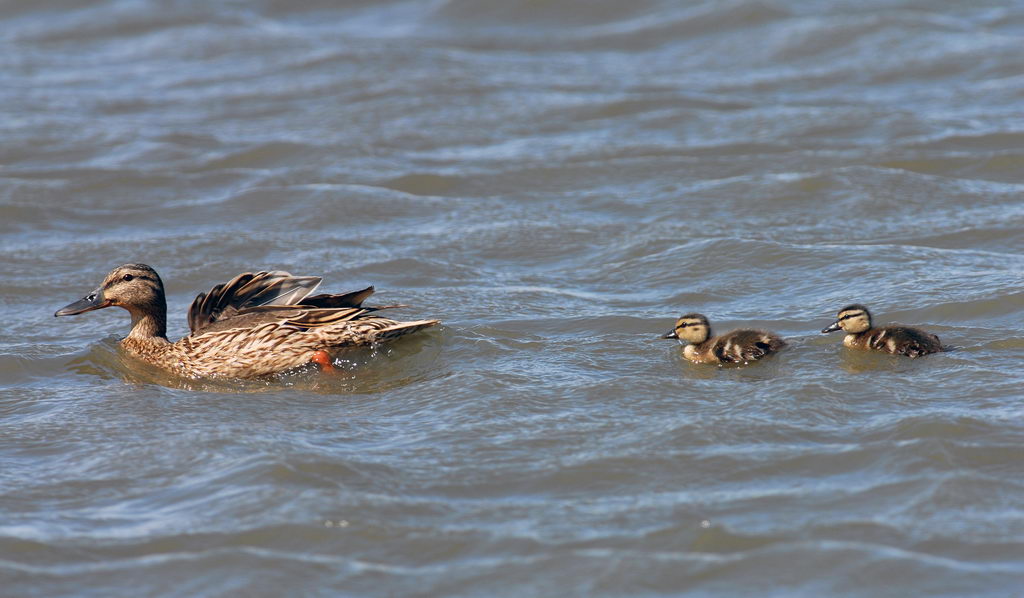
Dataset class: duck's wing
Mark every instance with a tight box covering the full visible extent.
[187,304,425,349]
[300,286,375,309]
[187,271,322,333]
[188,305,373,336]
[282,307,376,328]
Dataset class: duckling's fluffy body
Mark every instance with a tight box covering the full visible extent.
[662,313,785,364]
[56,264,438,379]
[822,304,943,358]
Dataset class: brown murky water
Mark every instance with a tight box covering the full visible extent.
[2,1,1024,595]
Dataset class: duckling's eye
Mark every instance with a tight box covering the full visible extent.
[122,274,134,282]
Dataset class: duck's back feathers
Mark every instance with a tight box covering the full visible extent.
[188,271,322,333]
[709,329,786,363]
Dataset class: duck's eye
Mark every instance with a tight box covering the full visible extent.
[122,274,134,282]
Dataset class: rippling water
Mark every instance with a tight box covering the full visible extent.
[3,0,1024,595]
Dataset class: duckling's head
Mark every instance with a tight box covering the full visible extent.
[55,264,166,319]
[661,313,711,344]
[821,304,871,334]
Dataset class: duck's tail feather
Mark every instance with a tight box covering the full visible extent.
[372,319,440,342]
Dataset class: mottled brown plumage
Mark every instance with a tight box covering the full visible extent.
[661,313,785,364]
[821,304,944,357]
[56,264,439,379]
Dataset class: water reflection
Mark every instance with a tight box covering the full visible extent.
[62,333,447,394]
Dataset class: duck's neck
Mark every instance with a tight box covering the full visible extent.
[125,300,169,342]
[684,339,712,361]
[692,332,713,349]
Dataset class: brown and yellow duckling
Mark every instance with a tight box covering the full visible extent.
[661,313,785,364]
[55,264,439,379]
[821,304,944,357]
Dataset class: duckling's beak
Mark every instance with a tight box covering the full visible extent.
[821,320,842,334]
[55,288,112,317]
[660,328,678,339]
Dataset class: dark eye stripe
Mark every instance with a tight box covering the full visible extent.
[104,274,155,288]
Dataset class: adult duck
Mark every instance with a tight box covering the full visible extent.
[55,264,438,378]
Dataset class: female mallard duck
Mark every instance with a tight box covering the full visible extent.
[821,304,943,357]
[55,264,439,379]
[661,313,785,364]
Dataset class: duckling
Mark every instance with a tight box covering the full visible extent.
[55,264,439,379]
[821,304,943,357]
[661,313,785,364]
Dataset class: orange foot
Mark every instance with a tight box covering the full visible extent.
[310,350,334,372]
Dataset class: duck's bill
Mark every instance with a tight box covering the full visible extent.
[821,321,842,334]
[660,329,678,339]
[55,290,111,317]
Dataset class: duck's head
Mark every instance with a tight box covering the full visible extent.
[55,264,166,318]
[822,304,871,334]
[661,313,711,344]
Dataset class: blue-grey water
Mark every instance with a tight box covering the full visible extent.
[2,1,1024,596]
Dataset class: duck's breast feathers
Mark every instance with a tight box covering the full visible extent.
[188,271,322,333]
[712,329,785,363]
[871,325,943,356]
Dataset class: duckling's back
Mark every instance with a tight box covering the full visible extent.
[710,329,785,363]
[854,325,943,358]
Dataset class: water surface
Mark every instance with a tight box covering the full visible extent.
[2,0,1024,595]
